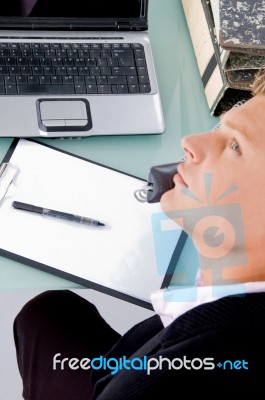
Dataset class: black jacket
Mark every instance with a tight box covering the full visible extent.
[92,292,265,398]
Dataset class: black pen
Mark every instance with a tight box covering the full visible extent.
[12,201,105,227]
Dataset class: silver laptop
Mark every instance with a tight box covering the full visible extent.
[0,0,165,138]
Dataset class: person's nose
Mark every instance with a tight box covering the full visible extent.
[181,132,213,164]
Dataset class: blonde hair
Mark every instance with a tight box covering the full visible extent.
[252,66,265,96]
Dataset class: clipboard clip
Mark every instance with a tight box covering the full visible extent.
[0,163,19,204]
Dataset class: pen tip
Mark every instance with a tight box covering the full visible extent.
[98,222,105,227]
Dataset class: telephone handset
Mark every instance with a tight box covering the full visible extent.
[134,162,179,203]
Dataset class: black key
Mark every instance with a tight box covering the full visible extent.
[0,67,8,75]
[138,75,150,84]
[32,66,44,75]
[20,43,30,49]
[89,67,100,76]
[67,49,78,58]
[117,84,128,94]
[134,48,145,57]
[85,76,96,84]
[30,43,40,49]
[62,43,72,49]
[45,49,56,57]
[91,43,101,49]
[90,50,101,58]
[97,58,108,67]
[0,76,4,84]
[128,84,139,93]
[17,57,28,66]
[119,57,135,67]
[112,49,133,57]
[131,43,143,49]
[72,43,81,49]
[0,49,9,57]
[16,76,27,85]
[33,49,45,57]
[78,66,89,76]
[28,76,39,84]
[98,84,111,94]
[5,76,16,84]
[10,49,21,57]
[55,66,67,75]
[51,58,62,66]
[101,50,111,58]
[29,58,39,66]
[44,66,55,75]
[86,84,97,94]
[8,43,19,49]
[40,57,51,66]
[63,76,74,85]
[111,85,118,94]
[67,67,78,75]
[0,58,5,66]
[127,75,138,85]
[6,57,17,66]
[5,84,18,94]
[9,66,20,75]
[0,85,5,94]
[100,66,111,75]
[85,58,96,67]
[63,58,74,66]
[112,66,136,75]
[74,76,85,84]
[50,43,61,49]
[107,58,118,67]
[108,75,127,85]
[75,84,86,94]
[140,84,151,93]
[79,49,90,58]
[51,76,62,84]
[21,66,32,75]
[74,58,85,66]
[102,43,111,49]
[39,76,51,84]
[56,50,67,57]
[96,76,107,85]
[17,84,75,94]
[22,49,32,57]
[137,66,148,75]
[111,43,121,49]
[40,43,50,49]
[136,58,146,67]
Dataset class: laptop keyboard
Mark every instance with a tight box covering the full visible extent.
[0,42,151,95]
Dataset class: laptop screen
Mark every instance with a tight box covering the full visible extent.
[0,0,145,19]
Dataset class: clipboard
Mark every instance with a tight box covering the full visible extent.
[0,139,187,309]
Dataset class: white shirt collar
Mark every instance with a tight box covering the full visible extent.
[151,281,265,328]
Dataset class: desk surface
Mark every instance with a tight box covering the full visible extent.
[0,0,218,292]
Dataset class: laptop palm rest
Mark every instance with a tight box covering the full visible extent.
[36,98,92,132]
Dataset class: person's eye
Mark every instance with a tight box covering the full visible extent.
[230,140,241,154]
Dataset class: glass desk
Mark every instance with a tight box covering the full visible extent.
[0,0,218,292]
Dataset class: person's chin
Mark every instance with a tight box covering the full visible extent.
[160,188,179,213]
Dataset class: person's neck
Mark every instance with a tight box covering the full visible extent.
[199,264,265,286]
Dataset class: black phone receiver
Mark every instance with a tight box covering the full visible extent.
[134,162,179,203]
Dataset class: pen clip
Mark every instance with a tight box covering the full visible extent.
[0,163,19,204]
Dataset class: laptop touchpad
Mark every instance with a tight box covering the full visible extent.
[37,99,92,132]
